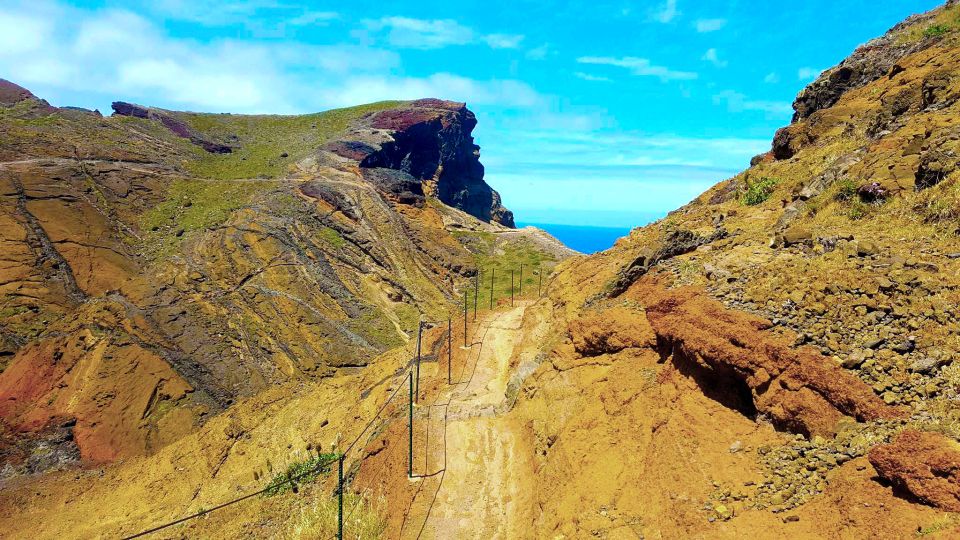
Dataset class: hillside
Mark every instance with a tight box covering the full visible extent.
[4,2,960,539]
[487,1,960,537]
[0,83,566,479]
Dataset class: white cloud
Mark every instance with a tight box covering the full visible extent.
[574,72,612,82]
[652,0,680,23]
[0,3,541,114]
[798,67,824,81]
[0,12,53,55]
[695,18,726,32]
[701,48,728,68]
[763,72,780,84]
[576,56,697,82]
[288,11,339,26]
[712,90,792,116]
[526,43,552,60]
[484,34,525,49]
[363,17,473,49]
[315,74,543,109]
[362,17,522,51]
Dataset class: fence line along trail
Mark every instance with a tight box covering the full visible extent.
[400,301,538,539]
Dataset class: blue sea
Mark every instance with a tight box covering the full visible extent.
[517,222,636,254]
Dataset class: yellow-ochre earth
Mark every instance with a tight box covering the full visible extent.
[3,2,960,539]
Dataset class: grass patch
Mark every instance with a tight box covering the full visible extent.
[174,101,403,180]
[262,452,339,497]
[454,231,559,309]
[924,24,951,38]
[740,177,780,206]
[140,178,270,257]
[834,178,858,202]
[847,200,870,220]
[318,226,346,248]
[282,492,386,540]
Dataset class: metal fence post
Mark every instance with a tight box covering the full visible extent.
[510,269,514,307]
[408,371,413,478]
[490,268,495,310]
[538,269,542,298]
[337,453,344,540]
[447,317,452,384]
[473,273,479,321]
[519,263,524,296]
[463,290,468,348]
[415,321,422,401]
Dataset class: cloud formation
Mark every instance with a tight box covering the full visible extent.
[695,18,727,32]
[576,56,697,82]
[702,48,728,68]
[361,16,523,50]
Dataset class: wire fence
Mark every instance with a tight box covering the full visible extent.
[119,263,553,539]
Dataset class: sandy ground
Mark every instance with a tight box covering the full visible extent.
[397,303,536,539]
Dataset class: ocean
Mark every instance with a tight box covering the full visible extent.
[517,222,636,254]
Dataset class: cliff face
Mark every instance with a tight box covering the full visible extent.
[330,98,514,226]
[0,88,533,470]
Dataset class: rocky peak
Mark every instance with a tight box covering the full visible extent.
[326,99,515,227]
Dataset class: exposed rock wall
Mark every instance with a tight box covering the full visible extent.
[345,99,515,226]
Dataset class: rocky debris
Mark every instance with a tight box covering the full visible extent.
[0,416,80,478]
[360,168,425,206]
[869,430,960,512]
[607,228,727,298]
[638,284,902,437]
[567,305,656,356]
[752,424,902,511]
[111,102,233,153]
[789,5,941,121]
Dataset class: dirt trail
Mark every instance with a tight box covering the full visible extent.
[399,302,535,539]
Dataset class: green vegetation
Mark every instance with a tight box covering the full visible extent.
[263,452,339,497]
[834,178,858,202]
[453,231,558,310]
[282,492,386,539]
[318,226,346,248]
[174,101,403,180]
[140,178,270,257]
[896,3,960,43]
[924,24,952,38]
[847,200,870,220]
[740,177,779,206]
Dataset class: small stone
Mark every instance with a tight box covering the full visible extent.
[729,440,743,453]
[783,515,800,523]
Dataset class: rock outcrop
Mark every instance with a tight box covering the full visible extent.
[869,430,960,511]
[326,99,515,227]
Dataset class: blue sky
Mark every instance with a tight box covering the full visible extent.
[0,0,944,227]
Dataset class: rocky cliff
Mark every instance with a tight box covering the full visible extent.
[0,84,540,472]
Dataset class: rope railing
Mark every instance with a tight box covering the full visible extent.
[119,263,554,539]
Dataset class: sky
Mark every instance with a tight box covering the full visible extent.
[0,0,945,228]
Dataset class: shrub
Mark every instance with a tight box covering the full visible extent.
[834,178,858,202]
[924,24,951,38]
[263,452,339,497]
[741,177,779,206]
[847,201,869,220]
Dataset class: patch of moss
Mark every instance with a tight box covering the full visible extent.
[318,226,346,248]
